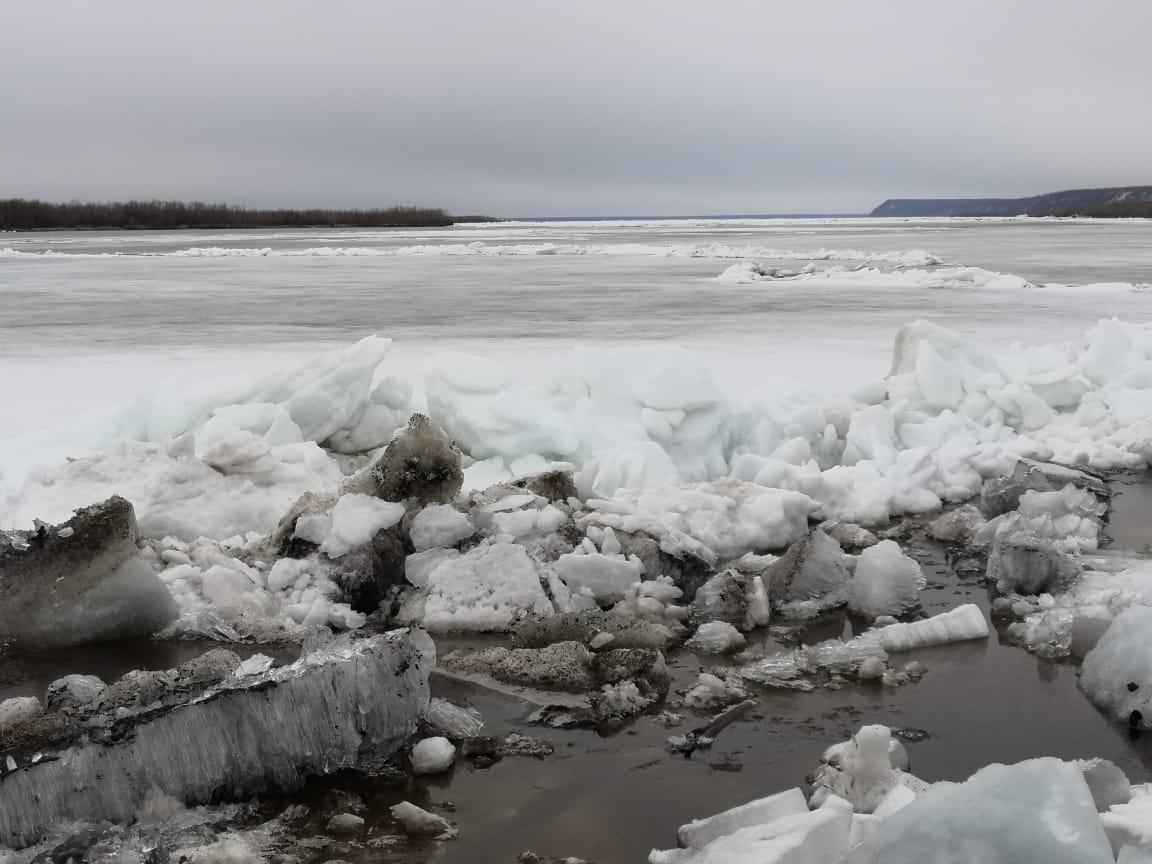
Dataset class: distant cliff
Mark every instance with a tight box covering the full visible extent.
[871,186,1152,217]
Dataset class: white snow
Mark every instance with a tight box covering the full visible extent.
[416,540,554,633]
[13,312,1152,555]
[158,538,368,636]
[404,548,460,589]
[9,239,947,265]
[6,439,342,540]
[554,550,644,604]
[1102,788,1152,853]
[294,493,405,558]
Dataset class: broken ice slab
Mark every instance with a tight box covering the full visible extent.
[0,629,433,849]
[869,603,989,652]
[1017,458,1110,499]
[650,804,851,864]
[676,787,809,849]
[849,758,1114,863]
[981,458,1109,518]
[423,697,485,739]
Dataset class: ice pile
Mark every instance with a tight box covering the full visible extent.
[652,723,1150,864]
[11,315,1152,650]
[13,316,1152,548]
[156,536,369,638]
[3,336,405,537]
[1009,553,1152,660]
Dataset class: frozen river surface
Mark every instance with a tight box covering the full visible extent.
[2,216,1151,437]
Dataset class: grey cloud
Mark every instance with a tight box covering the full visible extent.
[3,0,1150,216]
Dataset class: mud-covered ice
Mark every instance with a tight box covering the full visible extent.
[0,496,177,651]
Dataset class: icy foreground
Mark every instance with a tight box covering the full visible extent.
[0,630,432,848]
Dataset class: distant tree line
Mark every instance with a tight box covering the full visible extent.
[1038,201,1152,218]
[0,199,496,230]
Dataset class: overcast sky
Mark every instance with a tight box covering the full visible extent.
[3,1,1151,217]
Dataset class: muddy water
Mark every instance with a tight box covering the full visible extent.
[5,479,1152,862]
[1104,471,1152,552]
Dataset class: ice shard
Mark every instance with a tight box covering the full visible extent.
[0,629,433,849]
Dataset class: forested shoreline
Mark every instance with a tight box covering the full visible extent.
[0,199,494,230]
[1038,201,1152,218]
